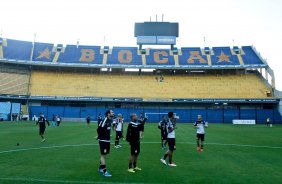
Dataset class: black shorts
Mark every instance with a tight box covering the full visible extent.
[197,134,205,141]
[140,124,144,132]
[87,120,90,124]
[167,138,176,151]
[161,132,167,140]
[130,142,140,155]
[39,126,46,135]
[116,131,122,140]
[99,141,110,155]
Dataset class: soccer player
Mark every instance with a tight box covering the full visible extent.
[97,113,102,125]
[56,115,61,127]
[114,113,123,148]
[86,115,91,127]
[266,117,271,127]
[126,113,147,173]
[194,115,208,152]
[139,113,145,138]
[112,114,117,129]
[97,109,114,177]
[51,114,57,127]
[160,112,177,167]
[36,113,50,142]
[158,115,168,149]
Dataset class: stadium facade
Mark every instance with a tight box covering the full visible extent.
[0,37,281,123]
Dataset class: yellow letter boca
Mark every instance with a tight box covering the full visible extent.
[79,49,95,62]
[118,50,132,63]
[154,51,168,64]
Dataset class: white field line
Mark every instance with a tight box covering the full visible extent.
[0,141,281,155]
[0,177,145,184]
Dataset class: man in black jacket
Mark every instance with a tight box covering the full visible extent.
[36,113,50,142]
[97,109,114,177]
[158,115,168,149]
[126,113,147,173]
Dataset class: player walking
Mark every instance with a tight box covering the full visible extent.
[158,115,168,149]
[114,113,124,148]
[97,109,114,177]
[126,113,147,173]
[160,112,177,167]
[36,113,50,142]
[194,115,208,152]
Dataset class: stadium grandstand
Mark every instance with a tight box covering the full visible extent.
[0,37,281,123]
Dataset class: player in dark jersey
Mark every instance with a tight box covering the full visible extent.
[126,113,148,173]
[86,115,91,127]
[139,113,145,138]
[158,115,168,149]
[36,113,50,142]
[97,109,114,177]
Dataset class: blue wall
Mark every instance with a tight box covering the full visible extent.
[29,106,282,124]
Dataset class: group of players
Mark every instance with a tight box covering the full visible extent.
[36,110,208,178]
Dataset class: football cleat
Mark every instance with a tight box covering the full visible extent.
[128,168,135,173]
[134,167,142,171]
[197,147,201,151]
[168,163,177,167]
[103,171,112,177]
[98,169,104,173]
[160,158,167,165]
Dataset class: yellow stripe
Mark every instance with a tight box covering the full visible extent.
[52,52,60,63]
[142,54,146,65]
[207,55,212,66]
[237,54,245,65]
[103,54,108,65]
[174,55,179,66]
[0,45,3,59]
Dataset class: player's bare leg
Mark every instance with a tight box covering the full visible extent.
[128,155,135,173]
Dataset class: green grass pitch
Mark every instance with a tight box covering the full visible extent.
[0,121,281,184]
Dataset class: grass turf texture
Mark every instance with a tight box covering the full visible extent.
[0,121,281,184]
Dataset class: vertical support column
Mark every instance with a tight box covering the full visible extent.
[265,69,268,81]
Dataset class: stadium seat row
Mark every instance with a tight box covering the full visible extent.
[0,38,265,66]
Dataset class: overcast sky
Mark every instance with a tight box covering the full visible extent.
[1,0,281,90]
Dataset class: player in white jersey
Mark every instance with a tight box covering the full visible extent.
[194,115,208,152]
[160,112,178,167]
[114,113,124,148]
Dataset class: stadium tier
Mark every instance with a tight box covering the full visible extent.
[0,38,281,123]
[0,38,266,67]
[30,71,271,99]
[0,65,29,95]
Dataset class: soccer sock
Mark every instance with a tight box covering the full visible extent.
[129,162,132,169]
[115,140,118,146]
[201,141,204,149]
[197,139,200,147]
[133,161,137,168]
[100,164,106,172]
[103,165,107,173]
[163,153,168,160]
[117,139,119,145]
[169,158,172,164]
